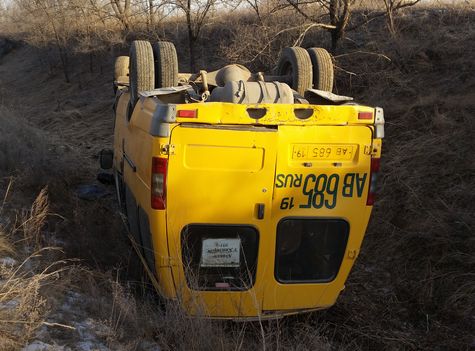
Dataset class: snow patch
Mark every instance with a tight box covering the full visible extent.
[21,340,55,351]
[0,298,19,309]
[140,340,162,351]
[75,341,109,351]
[0,256,17,266]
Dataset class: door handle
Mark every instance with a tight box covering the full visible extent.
[256,203,265,220]
[123,152,136,172]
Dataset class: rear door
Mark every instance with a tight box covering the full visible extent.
[166,124,277,317]
[263,125,374,311]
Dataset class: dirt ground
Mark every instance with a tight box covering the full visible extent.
[0,42,129,264]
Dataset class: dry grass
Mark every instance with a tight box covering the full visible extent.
[67,269,332,350]
[0,106,48,180]
[0,233,14,256]
[21,187,49,250]
[0,188,68,350]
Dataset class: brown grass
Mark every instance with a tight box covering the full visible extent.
[0,106,48,181]
[21,187,49,250]
[63,268,332,350]
[0,189,68,350]
[0,230,14,256]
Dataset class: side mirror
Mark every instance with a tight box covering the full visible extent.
[99,149,113,170]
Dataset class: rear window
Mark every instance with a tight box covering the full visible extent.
[181,225,259,291]
[275,218,349,283]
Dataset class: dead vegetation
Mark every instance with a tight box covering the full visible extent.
[0,187,62,350]
[0,0,474,350]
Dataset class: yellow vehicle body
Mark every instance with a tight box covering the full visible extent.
[113,90,383,320]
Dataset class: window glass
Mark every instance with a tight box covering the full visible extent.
[276,219,349,283]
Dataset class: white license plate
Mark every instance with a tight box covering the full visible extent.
[291,144,356,161]
[200,238,241,267]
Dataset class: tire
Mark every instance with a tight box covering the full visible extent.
[276,47,312,95]
[307,48,334,92]
[129,40,155,106]
[152,41,178,88]
[114,56,129,81]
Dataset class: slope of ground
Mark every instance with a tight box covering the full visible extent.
[0,4,474,350]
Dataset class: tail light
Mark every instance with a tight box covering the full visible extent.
[177,109,197,118]
[366,157,380,206]
[358,111,373,120]
[151,157,167,209]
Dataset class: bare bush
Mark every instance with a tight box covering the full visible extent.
[169,0,219,70]
[215,8,311,71]
[383,0,421,34]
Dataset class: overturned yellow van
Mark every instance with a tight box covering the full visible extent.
[104,40,384,320]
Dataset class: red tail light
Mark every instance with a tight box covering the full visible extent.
[151,157,167,209]
[358,112,373,120]
[367,158,380,206]
[371,157,381,172]
[177,109,197,118]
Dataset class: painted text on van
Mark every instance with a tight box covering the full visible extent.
[276,173,368,210]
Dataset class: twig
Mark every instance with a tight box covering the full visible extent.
[0,320,75,330]
[245,22,336,64]
[334,64,356,76]
[42,321,76,330]
[293,23,333,46]
[1,177,13,212]
[334,50,392,62]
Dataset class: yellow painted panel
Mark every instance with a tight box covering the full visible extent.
[184,145,264,171]
[174,102,376,126]
[166,125,278,317]
[262,125,373,311]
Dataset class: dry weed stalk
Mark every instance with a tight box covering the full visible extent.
[20,187,49,250]
[0,185,73,350]
[0,231,14,256]
[0,247,68,350]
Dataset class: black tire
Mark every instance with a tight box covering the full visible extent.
[114,56,129,80]
[307,48,334,92]
[276,47,312,95]
[152,41,178,88]
[129,40,155,106]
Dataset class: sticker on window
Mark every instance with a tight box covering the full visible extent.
[200,238,241,267]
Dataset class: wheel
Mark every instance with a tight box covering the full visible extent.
[114,56,129,81]
[307,48,334,92]
[276,47,312,95]
[129,40,155,106]
[152,41,178,88]
[113,56,129,93]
